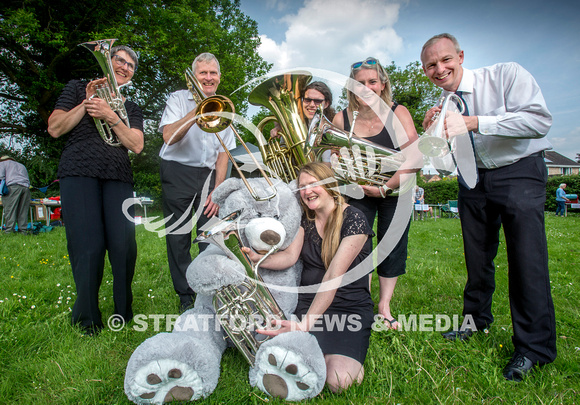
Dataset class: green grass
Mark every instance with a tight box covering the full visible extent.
[1,211,579,404]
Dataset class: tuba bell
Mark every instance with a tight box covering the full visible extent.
[184,68,277,201]
[248,71,315,182]
[307,111,412,195]
[194,210,286,365]
[80,39,131,147]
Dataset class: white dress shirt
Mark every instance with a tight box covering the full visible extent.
[158,90,236,168]
[442,63,552,169]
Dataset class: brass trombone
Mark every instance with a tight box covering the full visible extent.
[184,68,276,201]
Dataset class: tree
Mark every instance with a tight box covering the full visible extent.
[0,0,270,201]
[386,61,440,133]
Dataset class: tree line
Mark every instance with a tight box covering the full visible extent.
[1,0,441,205]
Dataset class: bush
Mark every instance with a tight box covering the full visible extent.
[418,176,459,204]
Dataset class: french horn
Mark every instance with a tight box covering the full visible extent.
[80,39,131,147]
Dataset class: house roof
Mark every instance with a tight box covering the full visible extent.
[545,151,580,167]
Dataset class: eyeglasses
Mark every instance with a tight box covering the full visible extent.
[351,58,378,70]
[303,97,325,106]
[112,55,135,72]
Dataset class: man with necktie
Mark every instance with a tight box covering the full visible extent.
[420,33,556,382]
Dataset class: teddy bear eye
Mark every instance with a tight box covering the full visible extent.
[274,215,279,220]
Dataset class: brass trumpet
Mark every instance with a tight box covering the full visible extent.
[184,68,276,201]
[80,39,131,147]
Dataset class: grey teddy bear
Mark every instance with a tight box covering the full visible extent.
[124,178,327,403]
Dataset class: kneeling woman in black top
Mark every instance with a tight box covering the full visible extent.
[48,45,144,335]
[244,162,374,392]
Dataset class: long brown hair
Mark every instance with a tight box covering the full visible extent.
[298,162,345,269]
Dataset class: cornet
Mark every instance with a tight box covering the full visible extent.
[417,93,465,158]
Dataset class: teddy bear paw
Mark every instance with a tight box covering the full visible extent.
[253,345,322,401]
[128,359,204,403]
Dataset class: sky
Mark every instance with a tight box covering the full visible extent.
[239,0,580,161]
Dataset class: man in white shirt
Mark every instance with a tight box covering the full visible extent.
[159,53,236,311]
[421,33,556,381]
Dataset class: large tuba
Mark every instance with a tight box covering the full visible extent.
[194,210,286,365]
[248,71,315,182]
[306,111,412,195]
[184,68,277,201]
[80,39,131,147]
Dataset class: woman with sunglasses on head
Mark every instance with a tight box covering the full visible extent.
[332,57,418,331]
[243,162,374,393]
[48,44,144,336]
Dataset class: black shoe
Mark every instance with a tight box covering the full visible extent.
[442,328,475,341]
[503,352,535,382]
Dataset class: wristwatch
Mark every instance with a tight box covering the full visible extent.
[379,184,393,198]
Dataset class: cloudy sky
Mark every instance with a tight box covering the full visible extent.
[239,0,580,160]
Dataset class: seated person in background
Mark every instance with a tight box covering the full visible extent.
[244,162,374,393]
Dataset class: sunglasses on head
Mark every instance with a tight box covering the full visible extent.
[351,58,378,70]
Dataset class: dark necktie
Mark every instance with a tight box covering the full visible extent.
[454,91,478,188]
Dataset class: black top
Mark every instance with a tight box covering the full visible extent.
[342,103,400,151]
[54,80,143,184]
[295,205,374,314]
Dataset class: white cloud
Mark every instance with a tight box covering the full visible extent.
[258,0,403,74]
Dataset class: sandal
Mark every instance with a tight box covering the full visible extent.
[385,318,399,330]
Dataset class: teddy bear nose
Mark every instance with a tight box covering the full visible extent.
[260,230,281,246]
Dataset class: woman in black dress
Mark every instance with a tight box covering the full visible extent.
[244,162,374,392]
[47,45,144,335]
[332,57,419,330]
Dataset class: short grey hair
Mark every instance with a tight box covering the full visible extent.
[559,183,566,188]
[421,33,461,63]
[192,52,220,75]
[111,45,138,71]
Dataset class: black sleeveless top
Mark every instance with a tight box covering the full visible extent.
[342,103,400,151]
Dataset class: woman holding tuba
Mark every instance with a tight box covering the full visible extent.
[332,57,418,330]
[47,43,143,335]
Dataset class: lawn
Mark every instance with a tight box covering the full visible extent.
[1,211,578,404]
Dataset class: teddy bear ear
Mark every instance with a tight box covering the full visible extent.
[211,178,245,206]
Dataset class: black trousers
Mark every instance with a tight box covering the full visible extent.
[160,160,215,304]
[458,153,556,364]
[60,177,136,329]
[349,195,411,278]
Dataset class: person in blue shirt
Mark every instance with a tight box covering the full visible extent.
[555,183,570,217]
